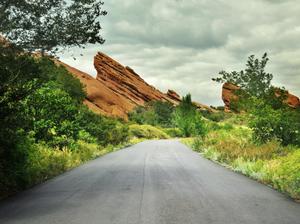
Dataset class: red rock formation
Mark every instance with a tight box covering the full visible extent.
[275,89,300,109]
[222,82,300,111]
[222,83,240,112]
[167,90,181,102]
[94,52,180,107]
[58,52,213,119]
[287,93,300,108]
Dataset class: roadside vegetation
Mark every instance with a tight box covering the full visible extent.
[0,0,112,199]
[1,1,299,203]
[128,95,208,138]
[182,53,300,200]
[182,122,300,200]
[128,54,300,201]
[0,47,136,198]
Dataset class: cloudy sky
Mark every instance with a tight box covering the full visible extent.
[60,0,300,106]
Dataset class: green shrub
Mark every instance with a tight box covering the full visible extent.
[22,82,79,148]
[250,105,300,146]
[0,50,132,198]
[0,133,33,197]
[75,106,129,146]
[43,60,86,102]
[172,94,208,137]
[201,111,226,122]
[163,128,183,137]
[129,124,170,139]
[128,101,174,127]
[77,130,97,143]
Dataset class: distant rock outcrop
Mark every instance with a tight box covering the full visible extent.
[275,89,300,109]
[222,82,300,111]
[59,52,213,119]
[222,83,240,112]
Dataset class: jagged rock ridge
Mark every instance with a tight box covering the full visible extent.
[59,52,213,119]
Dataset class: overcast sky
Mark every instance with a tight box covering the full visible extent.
[59,0,300,106]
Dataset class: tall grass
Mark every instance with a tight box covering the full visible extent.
[25,141,120,187]
[1,139,140,199]
[183,126,300,200]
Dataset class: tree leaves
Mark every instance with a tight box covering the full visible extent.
[212,53,273,98]
[0,0,107,55]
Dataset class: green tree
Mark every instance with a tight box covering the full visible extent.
[36,58,86,101]
[172,94,207,137]
[151,101,174,127]
[22,82,79,147]
[250,104,300,146]
[213,53,273,98]
[0,0,107,54]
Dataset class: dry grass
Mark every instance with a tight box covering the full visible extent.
[183,125,300,200]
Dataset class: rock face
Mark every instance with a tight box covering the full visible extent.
[59,52,212,119]
[167,90,181,102]
[287,93,300,108]
[94,52,180,108]
[222,82,300,111]
[275,89,300,109]
[222,83,240,112]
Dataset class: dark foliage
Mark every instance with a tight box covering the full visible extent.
[0,0,107,54]
[129,101,174,127]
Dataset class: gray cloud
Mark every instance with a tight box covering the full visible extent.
[60,0,300,106]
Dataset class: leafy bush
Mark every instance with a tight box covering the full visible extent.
[128,105,149,124]
[129,101,174,127]
[149,101,174,127]
[172,94,207,137]
[0,52,86,178]
[22,82,79,148]
[0,133,33,196]
[163,128,183,137]
[201,110,226,122]
[75,106,129,146]
[37,58,86,101]
[250,105,300,146]
[0,49,132,198]
[129,124,170,139]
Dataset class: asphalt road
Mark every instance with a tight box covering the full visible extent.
[0,140,300,224]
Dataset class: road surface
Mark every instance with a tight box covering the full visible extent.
[0,140,299,224]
